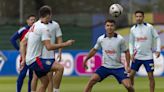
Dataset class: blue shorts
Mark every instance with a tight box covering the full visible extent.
[95,66,129,84]
[28,57,55,78]
[131,59,154,72]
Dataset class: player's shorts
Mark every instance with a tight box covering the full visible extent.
[131,59,154,72]
[28,57,55,78]
[95,66,129,84]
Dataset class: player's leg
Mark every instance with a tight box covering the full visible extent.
[17,64,28,92]
[122,79,134,92]
[129,70,136,85]
[113,68,134,92]
[130,59,142,85]
[28,68,33,92]
[84,73,100,92]
[143,59,155,92]
[30,58,50,92]
[84,66,110,92]
[37,75,49,92]
[51,62,64,92]
[148,72,155,92]
[31,71,38,92]
[47,72,53,92]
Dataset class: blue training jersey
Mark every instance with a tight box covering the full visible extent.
[10,25,30,50]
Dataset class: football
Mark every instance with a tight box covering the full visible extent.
[109,4,123,17]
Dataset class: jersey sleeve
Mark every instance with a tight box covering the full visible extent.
[94,37,102,50]
[151,26,161,52]
[18,27,26,34]
[55,23,62,37]
[151,26,159,38]
[41,27,51,41]
[129,29,135,55]
[121,38,128,52]
[10,32,20,50]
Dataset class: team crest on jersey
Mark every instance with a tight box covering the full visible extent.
[105,49,116,55]
[136,36,147,42]
[124,71,127,74]
[46,60,51,65]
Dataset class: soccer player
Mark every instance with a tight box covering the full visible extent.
[31,19,63,92]
[20,5,74,92]
[43,20,63,92]
[10,14,36,92]
[129,10,161,92]
[83,19,134,92]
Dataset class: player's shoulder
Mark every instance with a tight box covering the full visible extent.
[49,20,60,27]
[145,23,154,28]
[115,33,124,41]
[130,23,154,31]
[130,25,136,31]
[117,33,123,39]
[35,20,48,29]
[99,34,106,39]
[51,20,59,25]
[18,26,28,33]
[97,34,105,41]
[116,34,126,44]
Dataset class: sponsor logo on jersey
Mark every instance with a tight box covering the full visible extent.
[46,61,52,65]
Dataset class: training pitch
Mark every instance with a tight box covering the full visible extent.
[0,76,164,92]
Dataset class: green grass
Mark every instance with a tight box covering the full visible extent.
[0,76,164,92]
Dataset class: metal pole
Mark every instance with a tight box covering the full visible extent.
[19,0,23,25]
[129,0,133,25]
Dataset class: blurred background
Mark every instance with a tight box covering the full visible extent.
[0,0,164,50]
[0,0,164,92]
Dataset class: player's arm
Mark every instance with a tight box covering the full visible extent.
[83,36,101,69]
[121,38,131,72]
[124,50,131,72]
[42,28,74,51]
[10,32,20,50]
[152,26,161,58]
[43,39,74,51]
[55,23,63,61]
[56,36,63,61]
[19,37,27,70]
[129,30,135,61]
[155,37,161,58]
[83,48,97,69]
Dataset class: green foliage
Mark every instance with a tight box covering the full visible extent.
[0,25,92,50]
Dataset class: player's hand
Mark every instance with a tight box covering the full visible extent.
[131,55,135,62]
[65,40,75,46]
[83,61,88,69]
[155,51,160,58]
[56,54,62,62]
[125,66,131,73]
[19,61,25,71]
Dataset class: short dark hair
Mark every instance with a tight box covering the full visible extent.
[135,10,144,16]
[39,5,52,18]
[26,14,36,19]
[105,19,116,24]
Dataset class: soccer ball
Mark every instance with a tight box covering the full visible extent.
[109,4,123,17]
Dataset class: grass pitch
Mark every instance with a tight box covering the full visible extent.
[0,76,164,92]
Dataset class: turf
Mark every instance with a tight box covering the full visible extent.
[0,76,164,92]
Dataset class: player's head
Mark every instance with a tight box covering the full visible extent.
[104,19,116,34]
[39,5,52,24]
[26,14,36,26]
[135,10,144,24]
